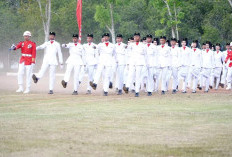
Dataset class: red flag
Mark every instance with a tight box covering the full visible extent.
[76,0,82,43]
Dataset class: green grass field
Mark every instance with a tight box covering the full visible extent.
[0,92,232,157]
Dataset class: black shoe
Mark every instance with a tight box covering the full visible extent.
[72,91,78,95]
[197,86,202,90]
[182,91,187,93]
[209,86,213,89]
[131,89,135,93]
[103,91,108,96]
[172,89,176,94]
[147,92,152,96]
[219,83,224,88]
[89,81,97,90]
[161,91,165,95]
[117,90,122,95]
[135,93,139,97]
[109,82,113,89]
[86,90,91,94]
[61,80,67,88]
[204,90,209,93]
[48,90,53,94]
[123,85,129,94]
[192,91,196,93]
[79,81,81,84]
[32,74,38,83]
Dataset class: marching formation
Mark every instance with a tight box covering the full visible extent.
[10,31,232,97]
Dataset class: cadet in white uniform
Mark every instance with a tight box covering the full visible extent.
[201,42,215,92]
[61,34,85,95]
[153,38,161,92]
[187,40,202,93]
[146,34,157,96]
[90,33,116,96]
[83,34,98,94]
[178,38,191,93]
[32,32,63,94]
[170,38,180,94]
[157,36,171,95]
[115,34,127,95]
[220,43,231,88]
[123,33,147,97]
[210,44,224,90]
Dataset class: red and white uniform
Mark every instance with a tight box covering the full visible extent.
[221,50,231,85]
[225,50,232,89]
[14,40,36,92]
[15,41,36,65]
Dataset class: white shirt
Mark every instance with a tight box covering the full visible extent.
[83,42,98,66]
[170,46,180,68]
[157,44,171,68]
[214,51,224,68]
[202,49,215,68]
[115,42,127,65]
[127,42,147,66]
[190,48,202,68]
[36,40,63,65]
[64,43,85,65]
[179,46,191,66]
[146,43,157,67]
[97,42,115,66]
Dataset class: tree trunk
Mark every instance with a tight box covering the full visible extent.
[37,0,51,42]
[109,3,115,44]
[174,2,179,40]
[228,0,232,8]
[163,0,176,38]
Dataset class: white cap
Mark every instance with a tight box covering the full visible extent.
[230,42,232,46]
[23,31,31,37]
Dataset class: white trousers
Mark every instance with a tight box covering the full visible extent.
[160,67,169,91]
[93,64,112,92]
[201,68,211,91]
[221,66,228,85]
[18,62,33,90]
[227,67,232,84]
[126,65,144,93]
[188,67,201,91]
[154,67,161,92]
[37,63,56,90]
[64,64,82,91]
[210,67,222,89]
[147,67,155,92]
[79,66,86,83]
[116,65,126,90]
[87,65,97,91]
[179,66,189,91]
[171,67,179,90]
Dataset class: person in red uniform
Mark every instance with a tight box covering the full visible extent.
[11,31,36,93]
[225,42,232,90]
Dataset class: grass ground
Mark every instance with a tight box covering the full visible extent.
[1,90,232,157]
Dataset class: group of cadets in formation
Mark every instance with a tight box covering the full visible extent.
[11,31,232,97]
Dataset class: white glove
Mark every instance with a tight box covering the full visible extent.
[60,64,64,69]
[61,44,66,48]
[10,44,16,50]
[31,63,35,69]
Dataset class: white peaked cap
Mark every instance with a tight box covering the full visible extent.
[23,31,32,37]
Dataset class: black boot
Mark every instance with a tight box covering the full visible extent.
[147,92,152,96]
[61,80,67,88]
[172,89,176,94]
[72,91,78,95]
[89,81,97,90]
[103,91,108,96]
[123,85,129,94]
[48,90,53,94]
[161,91,165,95]
[135,93,139,97]
[117,90,122,95]
[109,82,113,89]
[32,74,38,83]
